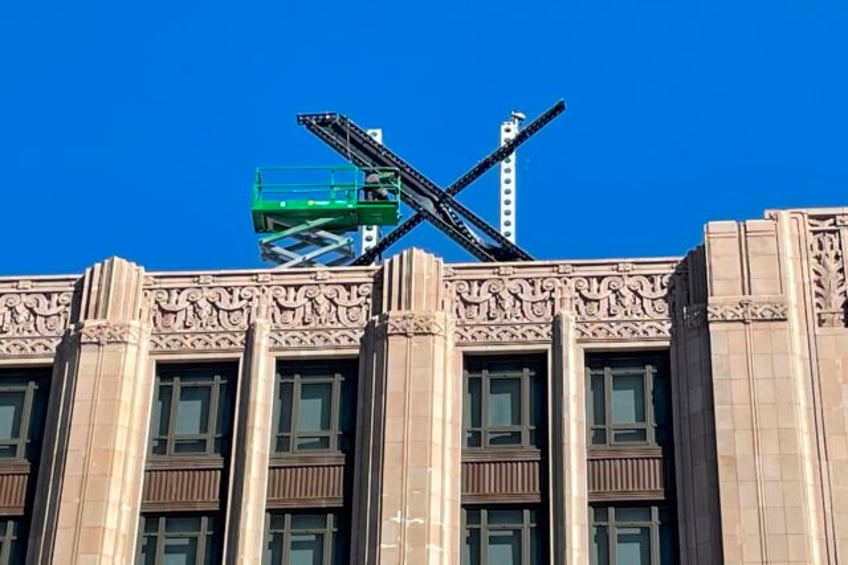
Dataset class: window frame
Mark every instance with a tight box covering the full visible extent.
[137,513,222,564]
[462,506,544,565]
[149,363,236,459]
[586,354,669,449]
[271,360,357,457]
[589,504,675,565]
[0,369,49,462]
[0,518,23,564]
[462,356,545,452]
[263,510,346,565]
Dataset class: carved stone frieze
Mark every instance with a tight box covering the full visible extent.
[445,262,677,344]
[380,312,448,338]
[267,283,372,329]
[808,214,847,327]
[0,282,75,357]
[706,300,788,323]
[77,322,146,345]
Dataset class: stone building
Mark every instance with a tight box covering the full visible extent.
[0,206,846,564]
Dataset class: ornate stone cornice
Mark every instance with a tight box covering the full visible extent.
[143,270,377,352]
[444,260,678,344]
[0,281,76,357]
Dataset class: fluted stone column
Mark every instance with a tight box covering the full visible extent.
[352,249,461,565]
[28,257,154,563]
[551,311,589,564]
[226,313,275,563]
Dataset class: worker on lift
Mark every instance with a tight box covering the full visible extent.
[363,170,395,201]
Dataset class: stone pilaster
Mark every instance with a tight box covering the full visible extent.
[702,216,829,563]
[27,257,153,563]
[225,316,274,563]
[551,311,589,565]
[354,249,461,565]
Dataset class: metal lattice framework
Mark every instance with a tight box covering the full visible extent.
[253,99,566,267]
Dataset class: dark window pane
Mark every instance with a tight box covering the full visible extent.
[612,375,645,425]
[0,444,17,458]
[463,529,480,565]
[591,429,606,445]
[340,380,355,436]
[216,383,232,439]
[488,530,520,565]
[278,383,293,434]
[0,391,24,440]
[173,439,207,453]
[292,514,328,530]
[467,378,481,429]
[488,431,521,446]
[163,536,197,565]
[616,527,650,565]
[592,525,609,565]
[139,536,156,565]
[296,436,331,450]
[653,375,668,427]
[616,507,651,522]
[276,436,291,452]
[298,384,332,432]
[613,429,647,443]
[155,387,172,436]
[166,517,202,533]
[488,379,520,427]
[593,508,608,523]
[175,387,210,435]
[660,522,675,565]
[590,374,605,426]
[487,510,523,525]
[291,533,323,565]
[465,431,481,448]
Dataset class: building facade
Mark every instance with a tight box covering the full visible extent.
[0,206,846,564]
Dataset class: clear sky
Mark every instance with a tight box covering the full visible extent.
[1,0,846,275]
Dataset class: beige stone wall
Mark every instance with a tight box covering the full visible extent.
[0,207,845,564]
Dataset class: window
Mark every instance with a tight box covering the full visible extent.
[264,511,348,565]
[137,514,222,564]
[462,507,545,565]
[590,505,675,565]
[0,518,24,564]
[463,356,545,450]
[586,354,669,448]
[150,363,235,458]
[272,361,356,455]
[0,369,49,461]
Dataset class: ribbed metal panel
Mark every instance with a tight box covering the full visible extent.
[142,469,221,505]
[588,456,664,495]
[462,460,540,497]
[267,465,344,502]
[0,474,28,512]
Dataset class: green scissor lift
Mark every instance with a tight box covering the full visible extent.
[252,165,402,268]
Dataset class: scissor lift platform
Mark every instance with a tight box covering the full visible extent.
[251,166,401,268]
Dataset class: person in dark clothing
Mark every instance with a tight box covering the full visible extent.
[363,170,393,201]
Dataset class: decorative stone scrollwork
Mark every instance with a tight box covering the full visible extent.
[147,286,258,332]
[0,288,74,357]
[382,312,447,337]
[808,214,847,327]
[706,300,788,323]
[268,283,372,328]
[446,265,676,344]
[145,285,260,352]
[78,322,144,345]
[268,329,363,349]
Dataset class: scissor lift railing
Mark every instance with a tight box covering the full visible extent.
[252,165,401,268]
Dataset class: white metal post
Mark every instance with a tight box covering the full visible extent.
[499,112,524,244]
[360,128,383,259]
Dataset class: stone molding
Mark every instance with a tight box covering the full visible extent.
[681,299,788,328]
[0,278,76,358]
[77,322,147,345]
[444,260,677,344]
[143,269,376,352]
[807,213,848,328]
[378,312,448,338]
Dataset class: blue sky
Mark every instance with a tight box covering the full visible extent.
[1,0,846,275]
